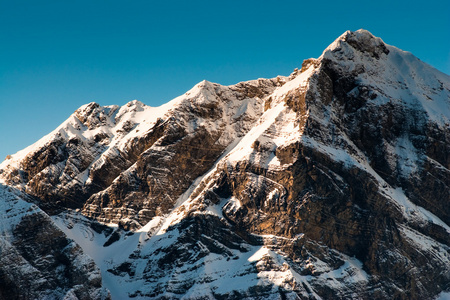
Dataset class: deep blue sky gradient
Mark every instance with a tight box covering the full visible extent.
[1,0,449,160]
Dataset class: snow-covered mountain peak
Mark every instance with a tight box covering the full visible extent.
[125,99,145,107]
[185,79,221,105]
[322,29,388,60]
[74,101,120,130]
[315,29,450,127]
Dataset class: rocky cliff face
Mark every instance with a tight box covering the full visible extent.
[0,184,110,300]
[1,29,449,299]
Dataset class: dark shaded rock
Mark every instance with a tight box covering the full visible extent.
[0,184,110,299]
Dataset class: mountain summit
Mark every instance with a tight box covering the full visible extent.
[1,29,449,299]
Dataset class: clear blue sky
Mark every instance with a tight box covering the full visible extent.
[1,0,449,160]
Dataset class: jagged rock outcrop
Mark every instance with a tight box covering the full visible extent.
[1,29,449,299]
[0,184,110,300]
[81,78,284,229]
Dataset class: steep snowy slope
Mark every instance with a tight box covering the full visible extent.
[0,77,283,229]
[0,183,110,299]
[1,29,449,299]
[0,99,182,211]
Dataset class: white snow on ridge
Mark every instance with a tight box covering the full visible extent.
[0,184,38,236]
[225,63,314,166]
[225,101,286,164]
[371,45,450,125]
[400,225,450,257]
[320,29,450,126]
[0,93,190,188]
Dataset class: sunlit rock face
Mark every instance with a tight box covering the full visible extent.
[1,29,449,299]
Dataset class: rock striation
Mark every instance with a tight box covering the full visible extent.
[0,184,110,299]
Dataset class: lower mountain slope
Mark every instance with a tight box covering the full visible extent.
[0,183,110,299]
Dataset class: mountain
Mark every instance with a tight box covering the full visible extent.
[1,29,449,299]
